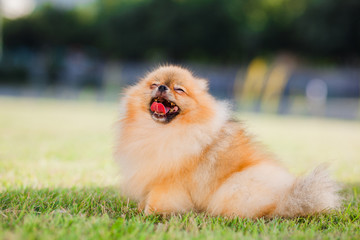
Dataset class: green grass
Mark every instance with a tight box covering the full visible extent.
[0,96,359,239]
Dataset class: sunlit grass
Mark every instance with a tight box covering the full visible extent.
[238,113,360,182]
[0,97,119,189]
[0,96,359,239]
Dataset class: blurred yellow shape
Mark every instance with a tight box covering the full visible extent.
[240,58,268,108]
[261,64,290,112]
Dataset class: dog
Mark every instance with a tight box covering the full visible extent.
[114,65,340,218]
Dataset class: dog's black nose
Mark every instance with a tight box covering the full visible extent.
[158,85,168,92]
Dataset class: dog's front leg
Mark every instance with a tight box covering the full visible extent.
[144,183,193,215]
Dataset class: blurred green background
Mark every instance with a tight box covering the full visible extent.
[0,0,360,118]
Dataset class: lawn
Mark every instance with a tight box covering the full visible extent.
[0,96,359,239]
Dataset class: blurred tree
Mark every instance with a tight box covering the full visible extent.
[290,0,360,58]
[1,0,360,63]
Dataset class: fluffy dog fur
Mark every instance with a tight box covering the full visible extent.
[114,65,340,218]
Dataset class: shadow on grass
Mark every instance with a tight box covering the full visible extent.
[0,187,137,219]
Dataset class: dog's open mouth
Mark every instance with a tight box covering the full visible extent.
[150,97,180,123]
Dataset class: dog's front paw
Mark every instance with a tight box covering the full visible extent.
[144,204,156,215]
[137,200,146,213]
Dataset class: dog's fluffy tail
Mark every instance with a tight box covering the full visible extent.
[273,165,341,217]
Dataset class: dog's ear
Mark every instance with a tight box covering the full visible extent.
[197,78,209,91]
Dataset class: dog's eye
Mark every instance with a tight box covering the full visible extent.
[150,83,159,89]
[174,87,185,93]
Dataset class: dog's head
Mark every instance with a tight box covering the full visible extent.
[124,65,216,125]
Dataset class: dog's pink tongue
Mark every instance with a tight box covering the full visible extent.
[151,102,167,114]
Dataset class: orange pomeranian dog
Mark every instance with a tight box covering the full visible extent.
[114,65,340,218]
